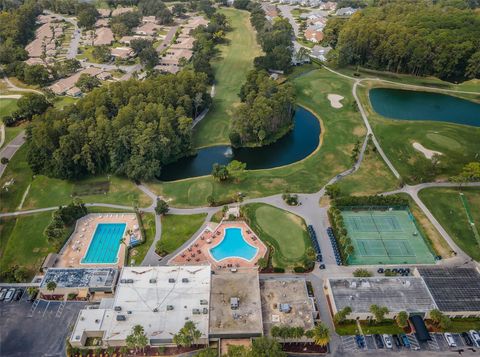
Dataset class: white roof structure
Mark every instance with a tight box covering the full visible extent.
[70,266,211,347]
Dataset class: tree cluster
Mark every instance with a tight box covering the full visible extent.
[131,38,159,68]
[331,194,409,208]
[249,3,293,72]
[231,70,295,147]
[138,0,172,24]
[0,0,41,64]
[450,162,480,183]
[328,207,354,263]
[110,10,142,37]
[44,200,88,249]
[2,93,51,126]
[26,70,212,181]
[328,1,480,80]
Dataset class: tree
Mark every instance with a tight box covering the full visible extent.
[226,160,246,181]
[211,163,229,181]
[223,345,250,357]
[23,64,50,85]
[155,198,169,215]
[126,324,148,353]
[92,45,111,63]
[138,46,159,68]
[172,3,186,17]
[451,162,480,182]
[233,0,250,9]
[396,311,409,329]
[325,184,341,199]
[429,309,451,329]
[310,323,330,346]
[46,281,57,293]
[13,93,50,121]
[370,304,389,323]
[353,268,372,277]
[306,246,316,263]
[194,349,217,357]
[173,321,202,347]
[77,5,99,29]
[76,74,101,92]
[334,306,352,324]
[250,337,286,357]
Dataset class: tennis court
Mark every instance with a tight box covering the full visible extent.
[342,209,435,265]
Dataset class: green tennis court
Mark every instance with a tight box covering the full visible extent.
[342,209,435,265]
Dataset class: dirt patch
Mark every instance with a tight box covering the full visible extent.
[327,94,344,108]
[412,142,443,160]
[353,125,366,137]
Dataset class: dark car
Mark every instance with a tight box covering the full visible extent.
[374,334,384,348]
[393,334,402,347]
[401,334,411,348]
[377,268,384,274]
[319,264,326,270]
[13,289,23,301]
[355,335,365,349]
[462,332,474,346]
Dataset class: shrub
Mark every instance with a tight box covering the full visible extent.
[273,267,285,273]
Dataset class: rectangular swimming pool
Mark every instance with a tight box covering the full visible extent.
[81,223,127,264]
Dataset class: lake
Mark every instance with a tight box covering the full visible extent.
[160,106,321,181]
[369,88,480,127]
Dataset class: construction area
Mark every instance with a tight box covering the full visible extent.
[260,278,316,336]
[209,270,263,338]
[341,208,436,265]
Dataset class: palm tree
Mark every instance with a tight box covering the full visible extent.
[46,281,57,293]
[311,323,330,347]
[292,326,305,344]
[396,311,409,329]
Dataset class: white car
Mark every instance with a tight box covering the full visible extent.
[469,330,480,347]
[4,288,15,302]
[382,334,393,349]
[444,333,457,347]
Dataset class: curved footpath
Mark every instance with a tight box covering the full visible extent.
[1,67,479,354]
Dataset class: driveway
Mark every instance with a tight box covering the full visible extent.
[0,131,25,178]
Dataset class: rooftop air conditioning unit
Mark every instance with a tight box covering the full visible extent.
[182,278,189,283]
[203,308,208,314]
[150,278,157,284]
[126,279,134,283]
[192,308,201,315]
[116,315,126,321]
[114,306,122,311]
[168,278,175,283]
[200,299,208,305]
[120,279,127,283]
[167,305,174,311]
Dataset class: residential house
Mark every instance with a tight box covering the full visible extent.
[134,22,161,36]
[170,37,195,50]
[183,16,209,29]
[95,18,109,28]
[142,16,157,23]
[304,26,324,43]
[48,67,107,96]
[94,27,114,46]
[336,7,358,16]
[119,35,154,45]
[111,7,135,17]
[111,47,134,60]
[97,9,111,18]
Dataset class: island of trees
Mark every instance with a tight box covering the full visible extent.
[324,0,480,80]
[230,70,296,147]
[26,70,211,181]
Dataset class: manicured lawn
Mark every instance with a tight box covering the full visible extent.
[149,65,364,207]
[358,82,480,184]
[193,8,262,147]
[0,211,55,278]
[158,213,207,254]
[361,320,403,335]
[0,218,16,259]
[335,322,359,336]
[0,98,18,117]
[337,140,399,196]
[396,193,452,259]
[53,96,79,109]
[129,213,155,265]
[418,187,480,261]
[446,318,480,333]
[242,203,312,268]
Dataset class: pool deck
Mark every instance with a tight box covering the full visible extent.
[168,221,268,269]
[55,213,140,269]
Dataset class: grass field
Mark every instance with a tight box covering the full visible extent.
[0,144,151,212]
[0,212,55,278]
[242,203,312,268]
[128,213,155,265]
[192,8,262,147]
[342,209,436,265]
[358,82,480,184]
[158,214,207,254]
[0,98,18,117]
[337,140,399,196]
[335,320,402,336]
[149,65,364,207]
[419,187,480,261]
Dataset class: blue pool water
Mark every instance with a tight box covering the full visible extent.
[209,227,258,261]
[82,223,126,264]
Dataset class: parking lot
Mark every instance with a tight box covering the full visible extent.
[340,333,479,355]
[0,291,85,357]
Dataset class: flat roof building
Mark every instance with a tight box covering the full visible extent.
[70,266,211,348]
[260,278,316,337]
[325,277,437,320]
[417,267,480,317]
[209,270,263,339]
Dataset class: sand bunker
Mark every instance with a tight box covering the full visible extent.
[412,142,443,160]
[327,94,344,109]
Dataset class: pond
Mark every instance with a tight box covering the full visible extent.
[160,106,321,181]
[369,88,480,127]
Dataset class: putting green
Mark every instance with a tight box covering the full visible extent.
[255,205,307,261]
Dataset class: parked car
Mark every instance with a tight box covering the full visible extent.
[444,333,457,347]
[383,334,393,349]
[13,289,23,301]
[4,288,15,302]
[469,330,480,347]
[393,334,402,347]
[401,334,411,348]
[0,288,7,301]
[461,332,473,346]
[374,334,384,348]
[355,335,365,349]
